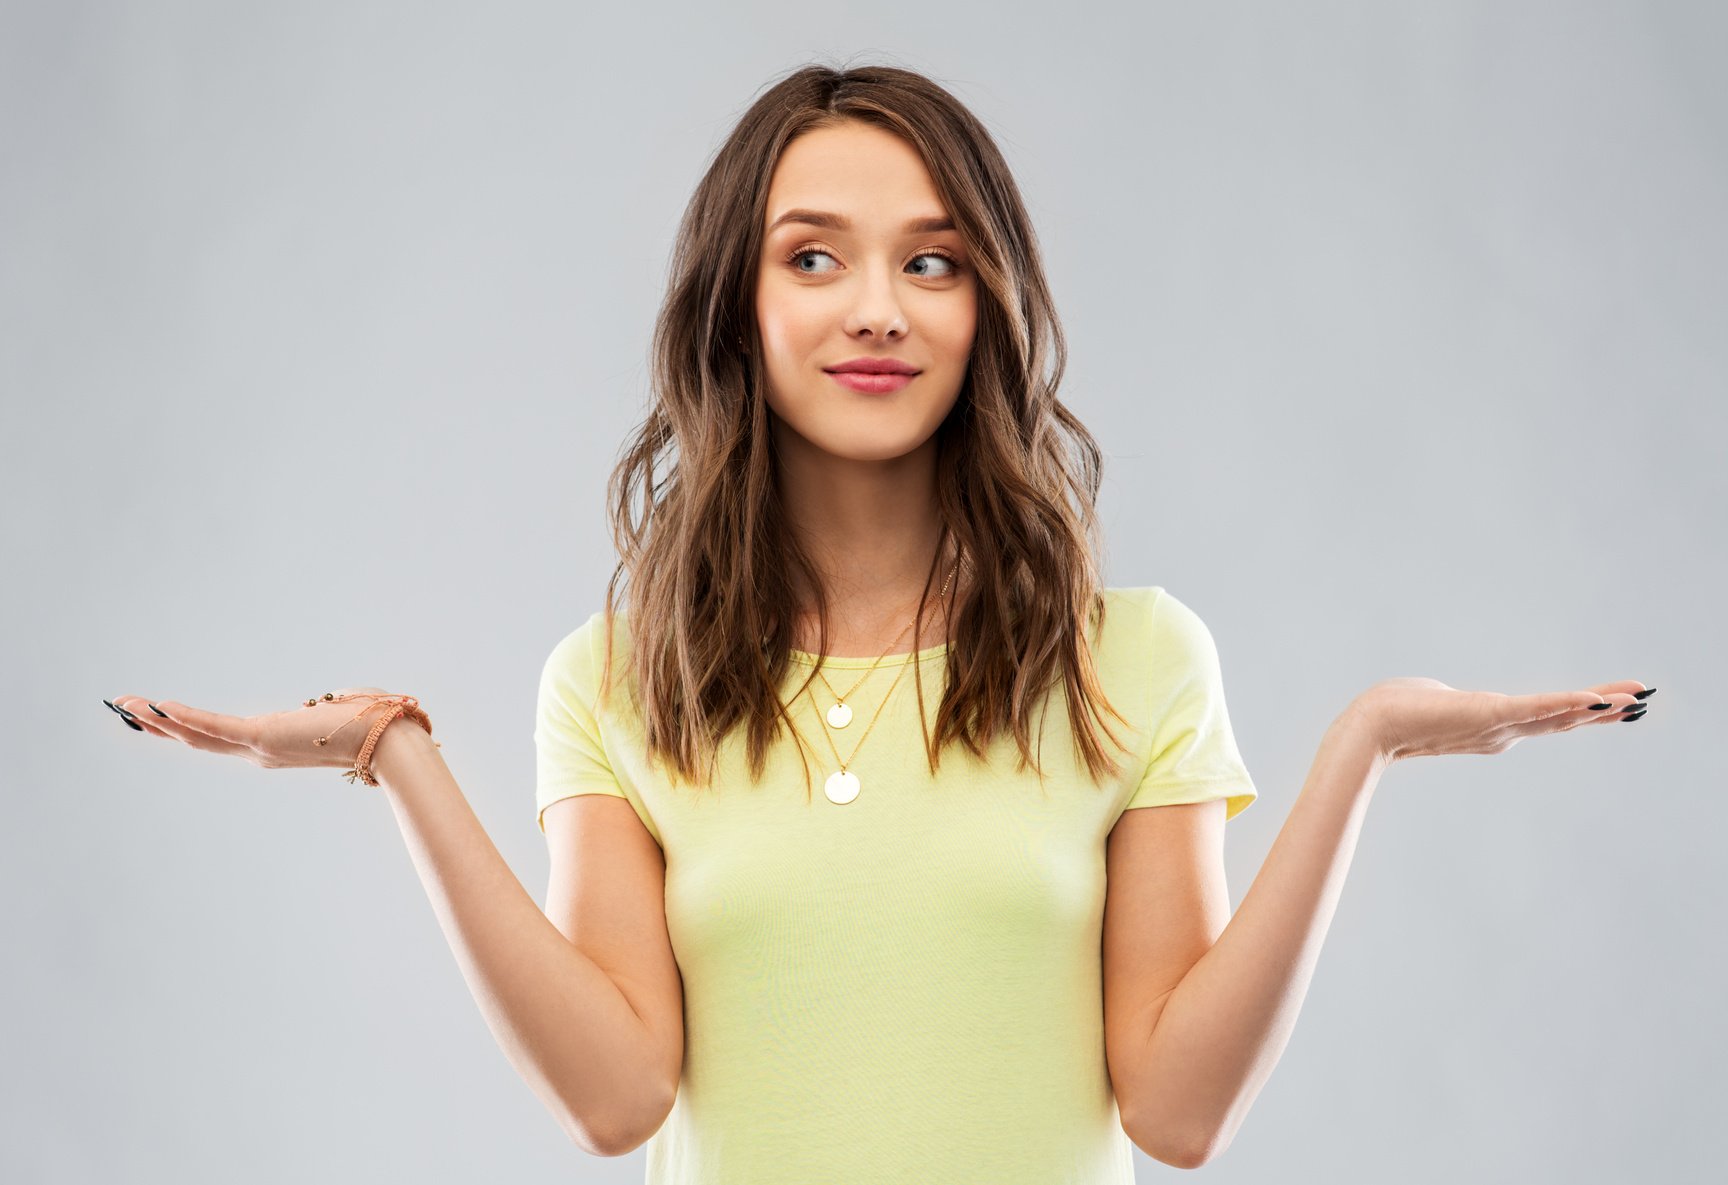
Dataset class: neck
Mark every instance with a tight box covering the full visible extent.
[774,425,960,655]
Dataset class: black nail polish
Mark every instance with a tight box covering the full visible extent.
[104,699,141,722]
[102,698,124,716]
[1621,710,1647,722]
[1633,688,1657,701]
[119,715,144,731]
[1587,702,1614,710]
[148,703,169,717]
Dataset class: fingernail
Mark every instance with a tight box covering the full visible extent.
[147,703,169,717]
[1621,710,1647,722]
[1633,688,1657,700]
[1587,702,1614,710]
[119,715,144,731]
[102,698,123,716]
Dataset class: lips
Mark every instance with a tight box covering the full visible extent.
[827,371,914,394]
[823,358,920,375]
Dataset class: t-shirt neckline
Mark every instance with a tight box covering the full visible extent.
[787,640,949,668]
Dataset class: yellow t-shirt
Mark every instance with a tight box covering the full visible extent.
[534,585,1258,1183]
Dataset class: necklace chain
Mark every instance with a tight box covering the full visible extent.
[813,618,916,705]
[806,652,915,773]
[794,558,960,799]
[809,559,959,706]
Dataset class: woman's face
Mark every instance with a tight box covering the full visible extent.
[754,120,977,465]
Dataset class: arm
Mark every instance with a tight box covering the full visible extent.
[1121,706,1388,1168]
[1119,676,1643,1166]
[370,722,672,1156]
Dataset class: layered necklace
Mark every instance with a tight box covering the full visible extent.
[796,558,960,805]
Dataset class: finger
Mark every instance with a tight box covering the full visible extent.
[1577,681,1655,722]
[1504,690,1625,723]
[1503,684,1650,739]
[104,697,171,740]
[114,696,260,760]
[1570,683,1654,722]
[1581,680,1653,703]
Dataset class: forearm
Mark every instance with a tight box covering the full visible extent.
[369,722,667,1155]
[1130,710,1390,1163]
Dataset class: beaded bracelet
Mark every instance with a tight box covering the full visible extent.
[301,691,439,786]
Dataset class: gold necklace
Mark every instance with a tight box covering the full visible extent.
[811,560,959,729]
[796,559,960,803]
[806,647,917,804]
[814,618,914,728]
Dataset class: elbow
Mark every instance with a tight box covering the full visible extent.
[1149,1136,1224,1172]
[1122,1111,1225,1171]
[561,1109,626,1160]
[583,1130,640,1160]
[579,1081,678,1159]
[562,1119,613,1159]
[570,1118,643,1160]
[588,1117,658,1160]
[1165,1137,1223,1171]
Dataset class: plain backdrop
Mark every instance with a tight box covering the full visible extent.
[4,2,1722,1182]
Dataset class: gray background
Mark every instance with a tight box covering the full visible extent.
[4,2,1722,1181]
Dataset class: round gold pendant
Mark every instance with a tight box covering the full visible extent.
[824,769,861,804]
[826,702,853,728]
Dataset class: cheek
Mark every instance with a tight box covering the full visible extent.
[756,292,813,350]
[935,290,978,352]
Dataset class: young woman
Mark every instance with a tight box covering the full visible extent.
[109,62,1650,1183]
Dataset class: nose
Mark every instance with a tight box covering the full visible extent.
[843,266,910,341]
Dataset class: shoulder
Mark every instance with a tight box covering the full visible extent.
[540,608,634,696]
[1095,585,1225,673]
[1104,583,1217,632]
[1094,585,1168,647]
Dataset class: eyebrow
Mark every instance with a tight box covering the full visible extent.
[765,208,956,236]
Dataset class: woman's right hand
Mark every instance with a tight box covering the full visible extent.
[108,687,404,773]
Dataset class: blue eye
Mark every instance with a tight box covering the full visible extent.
[907,251,960,278]
[786,246,839,274]
[784,246,962,278]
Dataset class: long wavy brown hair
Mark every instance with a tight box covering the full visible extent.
[596,59,1134,799]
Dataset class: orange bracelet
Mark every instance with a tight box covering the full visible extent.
[301,691,439,786]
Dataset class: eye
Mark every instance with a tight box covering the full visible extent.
[784,245,963,279]
[785,245,840,274]
[907,250,961,279]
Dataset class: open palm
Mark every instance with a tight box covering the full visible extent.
[1357,677,1653,762]
[106,686,406,772]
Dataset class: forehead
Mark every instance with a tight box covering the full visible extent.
[764,122,948,228]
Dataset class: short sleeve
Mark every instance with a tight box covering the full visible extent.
[533,614,655,840]
[1122,589,1259,821]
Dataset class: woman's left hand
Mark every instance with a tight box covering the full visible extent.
[1350,678,1654,763]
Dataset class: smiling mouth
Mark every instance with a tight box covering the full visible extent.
[826,370,915,394]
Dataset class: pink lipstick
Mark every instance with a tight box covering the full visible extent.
[823,356,920,394]
[828,372,913,393]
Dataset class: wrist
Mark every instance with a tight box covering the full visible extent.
[368,717,441,787]
[1326,699,1396,784]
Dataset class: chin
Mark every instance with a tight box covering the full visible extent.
[821,433,933,463]
[778,415,928,460]
[767,390,954,462]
